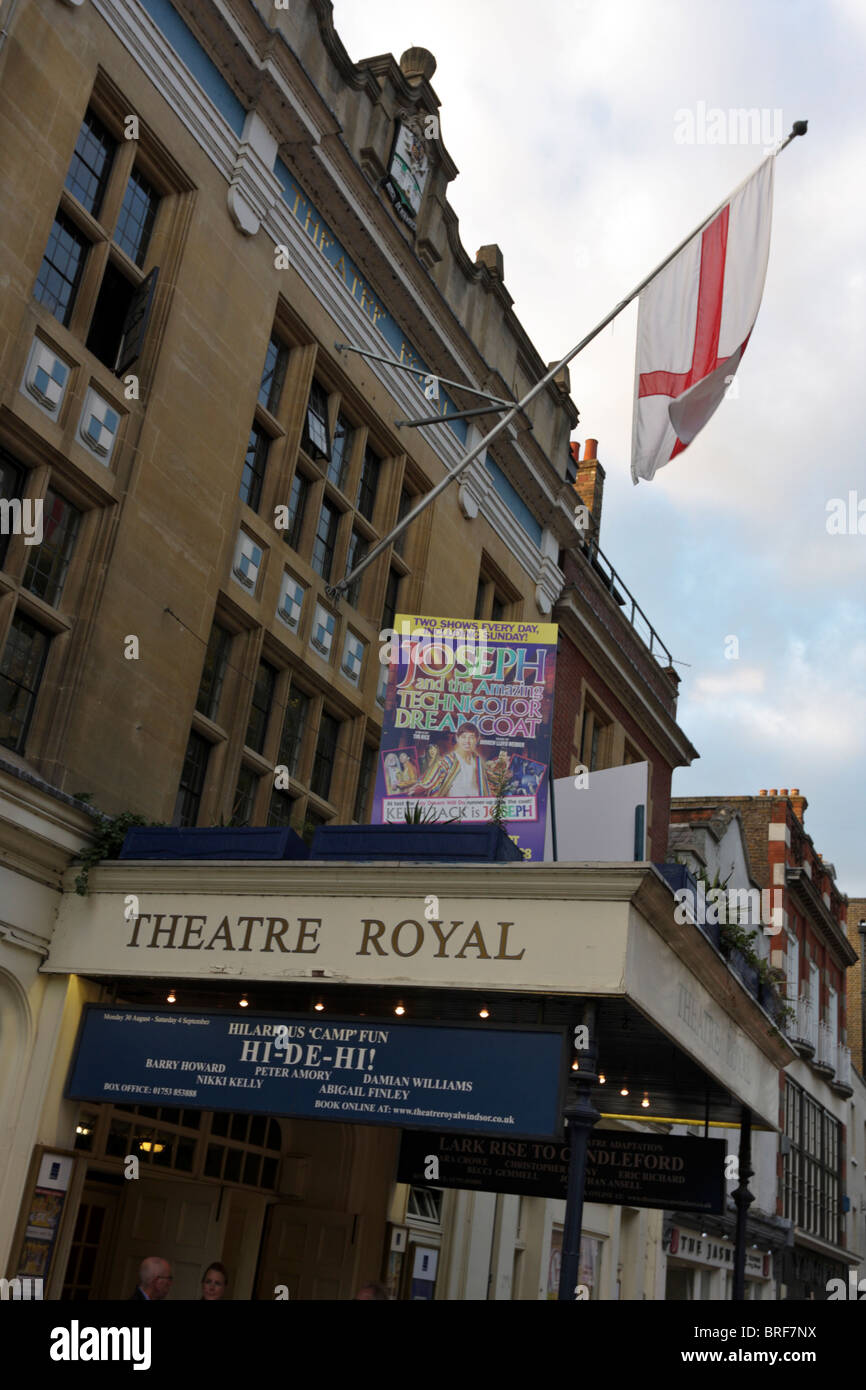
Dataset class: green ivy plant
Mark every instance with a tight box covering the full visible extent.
[74,810,164,895]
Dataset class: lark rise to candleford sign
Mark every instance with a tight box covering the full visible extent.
[373,616,558,861]
[398,1130,726,1213]
[66,1007,566,1137]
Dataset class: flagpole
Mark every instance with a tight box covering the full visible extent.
[327,121,807,602]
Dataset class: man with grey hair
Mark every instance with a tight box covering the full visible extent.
[129,1256,173,1300]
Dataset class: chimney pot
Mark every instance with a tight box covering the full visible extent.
[780,788,789,796]
[758,789,768,796]
[769,788,778,796]
[790,790,807,822]
[574,440,605,541]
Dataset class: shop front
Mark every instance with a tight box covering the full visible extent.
[664,1224,775,1301]
[5,853,793,1300]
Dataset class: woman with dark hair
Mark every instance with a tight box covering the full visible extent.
[200,1262,228,1300]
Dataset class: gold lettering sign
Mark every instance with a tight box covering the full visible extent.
[126,913,524,962]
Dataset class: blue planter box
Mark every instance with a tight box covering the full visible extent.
[729,946,759,998]
[654,862,699,900]
[310,823,523,863]
[697,916,721,950]
[759,980,781,1020]
[119,826,310,860]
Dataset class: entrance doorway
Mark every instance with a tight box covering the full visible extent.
[107,1175,222,1300]
[254,1205,356,1300]
[665,1264,692,1299]
[60,1101,395,1299]
[60,1184,121,1300]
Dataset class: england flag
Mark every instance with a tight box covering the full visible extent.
[631,156,775,484]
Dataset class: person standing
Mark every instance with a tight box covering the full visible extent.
[128,1256,173,1300]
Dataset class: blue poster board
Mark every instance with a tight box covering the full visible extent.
[66,1007,566,1138]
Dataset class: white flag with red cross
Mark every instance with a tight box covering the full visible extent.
[631,156,775,484]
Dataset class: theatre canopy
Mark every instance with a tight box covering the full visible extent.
[44,860,792,1129]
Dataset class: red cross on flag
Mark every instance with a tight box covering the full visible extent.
[631,156,775,484]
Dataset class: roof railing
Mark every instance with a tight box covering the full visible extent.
[578,534,673,668]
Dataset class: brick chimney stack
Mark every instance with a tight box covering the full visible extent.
[571,438,605,542]
[789,787,807,823]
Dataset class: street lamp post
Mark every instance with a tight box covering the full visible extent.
[558,1004,600,1300]
[732,1106,754,1300]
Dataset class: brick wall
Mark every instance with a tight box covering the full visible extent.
[553,635,674,861]
[846,899,866,1071]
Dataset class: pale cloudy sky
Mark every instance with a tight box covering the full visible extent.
[334,0,866,894]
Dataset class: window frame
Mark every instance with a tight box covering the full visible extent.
[173,729,211,827]
[0,450,26,571]
[33,211,90,328]
[258,334,289,416]
[114,165,160,269]
[21,487,82,608]
[328,411,355,492]
[240,423,271,513]
[0,611,52,754]
[196,622,232,723]
[31,87,189,379]
[284,470,310,554]
[277,685,311,782]
[63,108,117,219]
[310,709,340,802]
[301,379,332,463]
[381,567,401,631]
[311,500,339,581]
[245,659,278,754]
[356,443,381,522]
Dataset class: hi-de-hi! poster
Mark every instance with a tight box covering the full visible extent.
[371,615,558,860]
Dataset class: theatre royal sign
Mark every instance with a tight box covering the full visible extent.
[44,862,783,1126]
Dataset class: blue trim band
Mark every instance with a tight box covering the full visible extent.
[138,0,246,136]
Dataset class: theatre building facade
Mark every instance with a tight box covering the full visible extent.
[0,0,791,1300]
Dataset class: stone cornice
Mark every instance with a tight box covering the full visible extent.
[66,859,654,899]
[188,0,578,447]
[0,764,96,882]
[786,868,858,966]
[94,0,577,587]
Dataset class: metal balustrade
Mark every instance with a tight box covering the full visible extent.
[578,535,673,667]
[795,995,817,1049]
[817,1021,836,1072]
